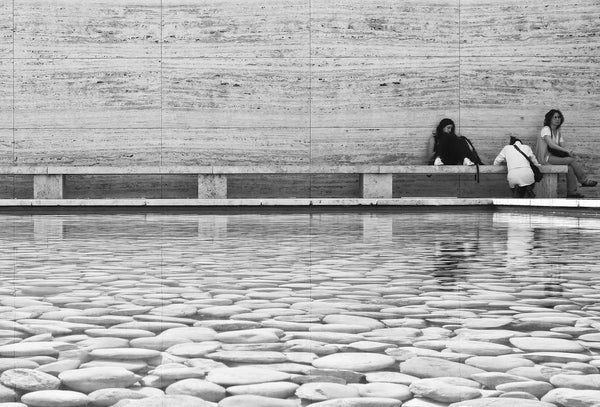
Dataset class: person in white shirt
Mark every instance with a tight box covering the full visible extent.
[534,109,596,198]
[494,136,541,198]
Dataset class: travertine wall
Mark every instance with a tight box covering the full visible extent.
[0,0,598,198]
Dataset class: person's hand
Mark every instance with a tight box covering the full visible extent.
[569,151,577,157]
[434,157,444,166]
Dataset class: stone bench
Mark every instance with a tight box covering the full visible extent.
[0,165,569,199]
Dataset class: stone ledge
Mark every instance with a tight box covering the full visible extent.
[0,198,597,208]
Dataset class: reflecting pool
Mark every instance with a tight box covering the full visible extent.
[0,210,599,407]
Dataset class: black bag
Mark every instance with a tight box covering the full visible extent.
[461,136,484,165]
[514,144,543,183]
[547,146,570,157]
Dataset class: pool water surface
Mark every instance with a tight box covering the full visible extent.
[0,210,600,407]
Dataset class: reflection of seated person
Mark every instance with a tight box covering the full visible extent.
[433,240,478,284]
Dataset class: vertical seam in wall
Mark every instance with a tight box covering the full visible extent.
[160,0,164,198]
[12,0,15,197]
[308,0,312,199]
[458,0,461,129]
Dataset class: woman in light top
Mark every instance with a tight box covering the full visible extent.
[494,136,541,198]
[534,109,596,198]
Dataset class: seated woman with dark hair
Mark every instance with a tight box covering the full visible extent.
[428,118,482,166]
[535,109,596,198]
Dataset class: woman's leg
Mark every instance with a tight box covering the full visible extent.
[547,155,583,194]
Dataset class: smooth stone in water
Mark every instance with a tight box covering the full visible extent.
[448,399,555,406]
[165,378,226,402]
[0,383,18,402]
[112,394,216,407]
[0,343,59,357]
[465,356,534,372]
[550,373,600,390]
[20,390,91,407]
[59,367,140,392]
[510,337,585,353]
[226,381,299,398]
[312,353,395,372]
[506,366,563,382]
[88,388,148,407]
[36,359,81,375]
[84,328,155,339]
[496,380,554,399]
[365,371,419,385]
[130,336,192,351]
[520,352,592,364]
[159,327,218,342]
[216,329,282,344]
[322,315,385,330]
[149,364,207,381]
[0,358,39,372]
[350,382,411,400]
[206,367,290,386]
[78,337,130,351]
[296,382,360,401]
[0,368,60,392]
[400,357,485,379]
[409,378,481,403]
[445,340,513,356]
[498,391,538,399]
[541,388,600,407]
[306,368,365,383]
[306,398,402,406]
[343,341,395,353]
[89,348,161,360]
[471,372,533,388]
[165,342,221,357]
[218,394,299,407]
[207,351,287,364]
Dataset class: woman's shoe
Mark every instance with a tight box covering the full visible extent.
[567,192,585,198]
[581,180,598,187]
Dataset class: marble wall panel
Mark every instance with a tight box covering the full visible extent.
[311,0,459,57]
[311,127,433,166]
[64,175,195,199]
[0,129,12,164]
[162,0,309,58]
[162,58,310,128]
[227,174,359,198]
[14,0,161,58]
[459,57,600,129]
[311,57,459,128]
[460,0,600,57]
[162,128,309,166]
[14,129,162,165]
[0,0,12,57]
[14,58,161,128]
[0,175,31,198]
[0,59,12,128]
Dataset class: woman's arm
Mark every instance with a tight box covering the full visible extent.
[426,135,437,164]
[525,145,542,166]
[543,134,571,155]
[493,148,506,166]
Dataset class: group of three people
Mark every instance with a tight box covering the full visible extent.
[429,109,597,198]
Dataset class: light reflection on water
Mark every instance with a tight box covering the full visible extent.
[1,210,600,300]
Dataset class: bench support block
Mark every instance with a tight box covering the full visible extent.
[198,174,227,199]
[360,173,392,198]
[33,175,64,199]
[537,173,559,198]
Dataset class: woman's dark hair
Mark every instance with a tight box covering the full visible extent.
[435,118,455,138]
[544,109,564,128]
